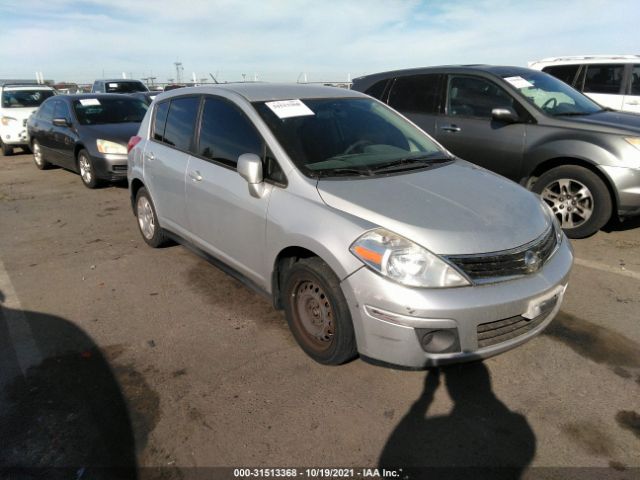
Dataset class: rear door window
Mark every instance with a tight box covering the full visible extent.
[542,65,581,86]
[388,74,441,114]
[582,64,625,94]
[162,96,200,151]
[197,96,263,167]
[152,101,170,142]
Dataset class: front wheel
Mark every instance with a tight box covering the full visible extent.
[533,165,612,238]
[282,258,357,365]
[78,149,100,189]
[32,140,49,170]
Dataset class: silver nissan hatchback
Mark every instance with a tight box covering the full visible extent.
[127,84,573,368]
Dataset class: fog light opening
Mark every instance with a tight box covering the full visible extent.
[417,328,460,354]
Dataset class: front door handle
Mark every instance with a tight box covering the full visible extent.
[144,152,155,161]
[189,170,203,182]
[440,124,461,132]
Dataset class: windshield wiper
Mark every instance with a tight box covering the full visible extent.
[313,167,373,178]
[553,111,593,116]
[368,155,452,173]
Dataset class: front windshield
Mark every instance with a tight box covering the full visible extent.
[503,71,602,116]
[253,97,448,177]
[1,89,55,108]
[104,81,148,93]
[72,97,148,125]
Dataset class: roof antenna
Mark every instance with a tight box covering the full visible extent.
[209,73,219,84]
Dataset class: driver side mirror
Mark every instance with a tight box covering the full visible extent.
[52,117,71,127]
[491,107,519,124]
[237,153,265,198]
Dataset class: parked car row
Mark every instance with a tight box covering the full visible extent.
[17,61,640,368]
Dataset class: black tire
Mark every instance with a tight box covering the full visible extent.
[32,140,50,170]
[77,149,101,189]
[282,257,357,365]
[1,140,12,156]
[135,187,168,248]
[532,165,612,239]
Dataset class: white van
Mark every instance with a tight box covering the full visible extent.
[528,55,640,113]
[0,82,56,155]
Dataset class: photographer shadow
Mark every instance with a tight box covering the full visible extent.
[379,362,536,480]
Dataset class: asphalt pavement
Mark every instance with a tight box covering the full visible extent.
[1,151,639,479]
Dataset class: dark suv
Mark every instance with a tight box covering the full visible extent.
[352,66,640,238]
[91,79,148,94]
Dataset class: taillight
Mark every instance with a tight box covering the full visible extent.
[127,135,142,153]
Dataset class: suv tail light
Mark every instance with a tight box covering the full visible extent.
[127,135,142,153]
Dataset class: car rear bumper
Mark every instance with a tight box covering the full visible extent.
[340,236,573,368]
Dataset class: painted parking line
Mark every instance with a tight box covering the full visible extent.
[0,257,42,375]
[574,257,640,281]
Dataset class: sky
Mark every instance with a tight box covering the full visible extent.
[0,0,637,85]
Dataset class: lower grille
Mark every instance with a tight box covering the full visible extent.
[476,295,558,348]
[112,165,127,171]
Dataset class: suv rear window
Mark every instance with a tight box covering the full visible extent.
[388,74,441,114]
[582,64,624,94]
[542,65,580,86]
[104,81,148,93]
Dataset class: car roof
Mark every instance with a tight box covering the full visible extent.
[95,79,145,83]
[353,65,533,84]
[529,55,640,67]
[158,83,367,102]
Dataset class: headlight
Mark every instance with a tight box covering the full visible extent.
[350,228,470,288]
[624,137,640,150]
[1,116,17,126]
[538,196,563,245]
[96,139,127,154]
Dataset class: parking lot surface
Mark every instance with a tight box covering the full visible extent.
[1,152,639,477]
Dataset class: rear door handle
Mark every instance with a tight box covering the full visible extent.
[189,170,203,182]
[440,125,461,132]
[625,100,639,105]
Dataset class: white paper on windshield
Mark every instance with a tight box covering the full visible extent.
[79,98,101,106]
[108,83,118,88]
[265,99,315,119]
[504,76,534,89]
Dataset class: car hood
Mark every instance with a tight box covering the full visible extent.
[77,123,140,145]
[559,110,640,135]
[316,160,551,255]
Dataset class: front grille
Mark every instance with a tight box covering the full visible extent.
[476,294,558,348]
[446,226,558,284]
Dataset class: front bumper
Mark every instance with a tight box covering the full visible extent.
[90,152,128,181]
[1,123,29,146]
[340,237,573,368]
[599,165,640,217]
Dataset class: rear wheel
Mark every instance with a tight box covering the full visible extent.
[135,187,168,248]
[282,257,357,365]
[32,140,49,170]
[533,165,612,238]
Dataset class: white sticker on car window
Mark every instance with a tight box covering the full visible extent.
[504,76,534,89]
[265,99,315,119]
[79,98,101,106]
[108,83,118,88]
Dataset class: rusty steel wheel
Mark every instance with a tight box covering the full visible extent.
[291,279,335,352]
[283,257,357,365]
